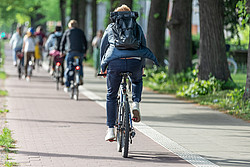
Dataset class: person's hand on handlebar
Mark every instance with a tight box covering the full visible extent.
[101,69,107,78]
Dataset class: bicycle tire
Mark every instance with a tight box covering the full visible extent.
[74,86,79,101]
[55,67,60,90]
[122,101,130,158]
[227,58,237,74]
[117,101,123,152]
[18,61,21,79]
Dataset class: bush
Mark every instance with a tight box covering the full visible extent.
[177,76,223,98]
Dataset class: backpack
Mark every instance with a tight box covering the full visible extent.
[53,35,62,51]
[110,11,141,50]
[37,34,43,45]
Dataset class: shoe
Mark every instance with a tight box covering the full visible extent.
[105,128,115,141]
[26,76,30,82]
[13,61,17,66]
[132,102,141,122]
[64,87,70,93]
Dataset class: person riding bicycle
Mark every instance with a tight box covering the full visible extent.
[34,26,46,66]
[60,20,88,93]
[9,26,23,66]
[22,27,37,81]
[45,26,64,84]
[100,5,158,141]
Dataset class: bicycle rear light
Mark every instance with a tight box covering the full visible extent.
[56,62,61,66]
[75,66,80,70]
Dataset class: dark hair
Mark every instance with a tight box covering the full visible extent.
[55,26,62,32]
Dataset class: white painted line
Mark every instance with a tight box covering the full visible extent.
[80,87,219,167]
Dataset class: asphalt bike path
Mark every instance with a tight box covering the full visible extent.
[3,45,193,166]
[2,44,250,167]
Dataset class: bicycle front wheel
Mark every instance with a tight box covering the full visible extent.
[122,101,130,158]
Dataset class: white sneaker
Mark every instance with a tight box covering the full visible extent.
[64,87,70,93]
[13,61,17,66]
[105,128,115,141]
[132,102,141,122]
[26,76,30,82]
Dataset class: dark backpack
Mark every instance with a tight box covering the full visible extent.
[110,11,141,50]
[53,35,62,51]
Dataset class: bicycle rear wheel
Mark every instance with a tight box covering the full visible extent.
[117,100,123,152]
[121,101,130,158]
[55,68,60,90]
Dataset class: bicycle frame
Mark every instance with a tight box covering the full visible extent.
[116,72,135,158]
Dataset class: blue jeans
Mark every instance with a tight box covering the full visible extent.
[64,51,84,87]
[106,58,143,128]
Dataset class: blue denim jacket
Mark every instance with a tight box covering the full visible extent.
[100,23,159,71]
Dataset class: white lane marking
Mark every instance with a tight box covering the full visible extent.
[80,87,219,167]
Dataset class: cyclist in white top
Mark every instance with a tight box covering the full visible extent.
[9,26,23,66]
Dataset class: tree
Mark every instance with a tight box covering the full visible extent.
[78,0,87,31]
[146,0,169,66]
[92,0,97,38]
[110,0,120,12]
[60,0,67,31]
[168,0,192,74]
[241,0,250,100]
[198,0,231,81]
[119,0,133,9]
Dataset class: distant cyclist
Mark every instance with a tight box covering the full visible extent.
[35,26,46,66]
[60,20,88,93]
[22,27,36,81]
[45,26,64,83]
[100,5,158,141]
[9,26,23,66]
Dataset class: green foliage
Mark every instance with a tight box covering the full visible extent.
[144,67,196,93]
[237,0,250,26]
[4,161,18,167]
[177,76,223,98]
[0,109,9,113]
[0,127,15,152]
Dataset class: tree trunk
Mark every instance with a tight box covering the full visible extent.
[78,0,87,31]
[168,0,192,74]
[71,0,79,20]
[243,0,250,100]
[119,0,133,10]
[60,0,66,31]
[110,0,120,12]
[146,0,168,66]
[92,0,97,38]
[198,0,231,81]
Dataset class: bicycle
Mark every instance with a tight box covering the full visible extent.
[98,72,137,158]
[50,51,64,90]
[192,57,238,74]
[70,56,81,100]
[16,51,24,79]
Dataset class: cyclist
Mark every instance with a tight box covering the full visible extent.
[45,26,64,83]
[60,20,88,93]
[22,27,37,81]
[100,5,158,141]
[34,26,46,66]
[9,26,23,66]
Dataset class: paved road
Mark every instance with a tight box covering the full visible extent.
[2,44,250,167]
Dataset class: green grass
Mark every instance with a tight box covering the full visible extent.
[0,109,9,113]
[0,90,8,96]
[231,73,247,87]
[0,127,15,152]
[0,71,6,79]
[4,161,18,167]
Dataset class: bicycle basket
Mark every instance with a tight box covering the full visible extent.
[16,52,24,59]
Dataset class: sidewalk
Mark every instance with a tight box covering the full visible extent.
[2,44,250,167]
